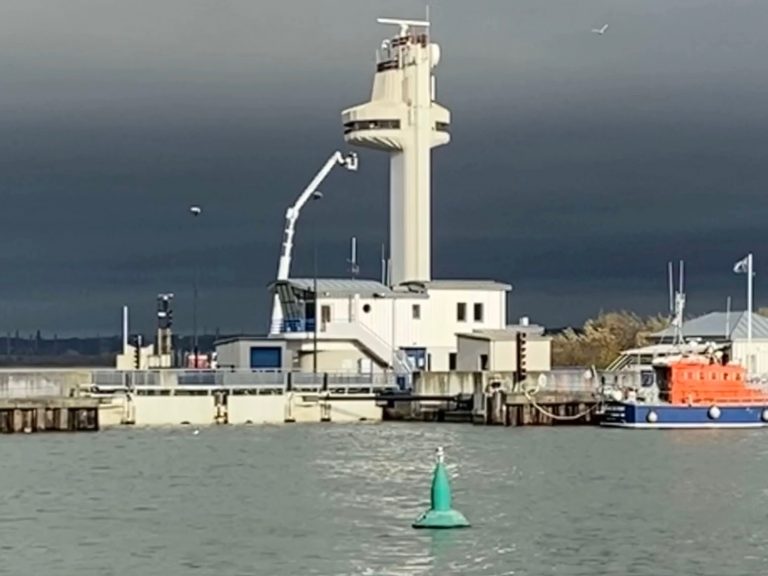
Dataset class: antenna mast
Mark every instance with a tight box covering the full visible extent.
[348,236,360,279]
[671,260,686,346]
[668,261,674,315]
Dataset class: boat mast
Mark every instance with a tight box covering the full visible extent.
[671,260,686,347]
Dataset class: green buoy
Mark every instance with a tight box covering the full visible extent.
[412,447,470,529]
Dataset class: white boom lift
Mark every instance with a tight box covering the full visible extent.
[269,151,359,334]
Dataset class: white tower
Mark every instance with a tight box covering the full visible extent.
[342,18,450,286]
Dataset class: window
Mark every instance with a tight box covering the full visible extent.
[412,304,421,319]
[473,303,484,322]
[362,304,371,313]
[449,353,457,371]
[321,305,332,324]
[457,302,466,322]
[479,354,489,371]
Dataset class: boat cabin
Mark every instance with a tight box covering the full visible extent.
[654,360,768,405]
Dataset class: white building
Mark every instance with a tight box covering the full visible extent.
[456,322,552,373]
[217,18,545,375]
[219,278,510,373]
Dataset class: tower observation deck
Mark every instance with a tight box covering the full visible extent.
[341,18,450,286]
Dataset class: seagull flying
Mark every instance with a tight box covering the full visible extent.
[592,24,608,35]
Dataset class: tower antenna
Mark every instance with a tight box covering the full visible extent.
[377,17,430,35]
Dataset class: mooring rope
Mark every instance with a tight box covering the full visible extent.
[521,384,600,421]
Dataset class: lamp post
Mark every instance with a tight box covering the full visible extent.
[312,191,323,374]
[190,205,202,368]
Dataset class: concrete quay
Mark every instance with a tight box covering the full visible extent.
[0,367,638,429]
[0,368,393,427]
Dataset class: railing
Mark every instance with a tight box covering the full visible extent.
[273,319,316,333]
[0,369,82,398]
[0,380,65,398]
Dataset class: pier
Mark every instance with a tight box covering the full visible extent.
[494,391,600,426]
[0,398,100,433]
[0,367,640,428]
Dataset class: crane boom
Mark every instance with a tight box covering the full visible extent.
[269,151,359,334]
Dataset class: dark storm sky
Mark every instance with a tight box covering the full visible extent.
[1,0,767,336]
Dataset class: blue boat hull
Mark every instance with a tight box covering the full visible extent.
[600,402,768,429]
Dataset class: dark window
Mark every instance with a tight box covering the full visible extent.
[412,304,421,319]
[343,119,401,134]
[473,303,484,322]
[479,354,489,371]
[449,353,457,371]
[250,347,282,369]
[362,304,371,313]
[457,303,466,322]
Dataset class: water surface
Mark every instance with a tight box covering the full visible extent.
[1,423,766,575]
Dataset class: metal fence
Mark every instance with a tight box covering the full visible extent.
[88,369,397,392]
[0,369,76,398]
[0,366,650,399]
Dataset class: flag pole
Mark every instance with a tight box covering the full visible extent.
[747,252,753,373]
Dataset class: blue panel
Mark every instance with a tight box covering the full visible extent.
[250,347,282,369]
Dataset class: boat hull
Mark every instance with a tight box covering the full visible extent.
[600,402,768,429]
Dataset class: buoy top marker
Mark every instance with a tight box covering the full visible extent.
[412,446,470,529]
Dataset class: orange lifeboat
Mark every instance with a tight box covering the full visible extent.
[665,361,768,406]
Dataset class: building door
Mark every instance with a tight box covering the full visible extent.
[402,347,427,371]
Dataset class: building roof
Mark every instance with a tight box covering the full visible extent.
[652,311,768,341]
[458,326,547,341]
[401,279,512,291]
[273,278,395,298]
[214,335,277,346]
[271,277,509,298]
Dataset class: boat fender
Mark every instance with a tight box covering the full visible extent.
[762,409,768,422]
[646,410,658,424]
[708,406,721,420]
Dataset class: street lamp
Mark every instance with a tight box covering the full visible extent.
[189,205,202,368]
[312,191,323,374]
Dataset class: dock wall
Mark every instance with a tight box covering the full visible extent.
[0,367,641,429]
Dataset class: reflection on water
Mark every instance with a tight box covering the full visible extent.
[0,424,766,575]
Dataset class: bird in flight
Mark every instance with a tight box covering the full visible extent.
[591,24,608,35]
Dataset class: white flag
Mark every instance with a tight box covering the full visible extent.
[734,255,750,274]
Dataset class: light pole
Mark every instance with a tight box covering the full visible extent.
[190,205,202,368]
[312,191,323,374]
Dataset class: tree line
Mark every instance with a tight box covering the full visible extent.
[552,308,768,368]
[551,311,670,368]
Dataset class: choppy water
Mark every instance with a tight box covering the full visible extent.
[1,423,767,575]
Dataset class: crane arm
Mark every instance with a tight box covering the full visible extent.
[275,150,358,281]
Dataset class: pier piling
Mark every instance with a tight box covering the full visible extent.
[0,399,99,434]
